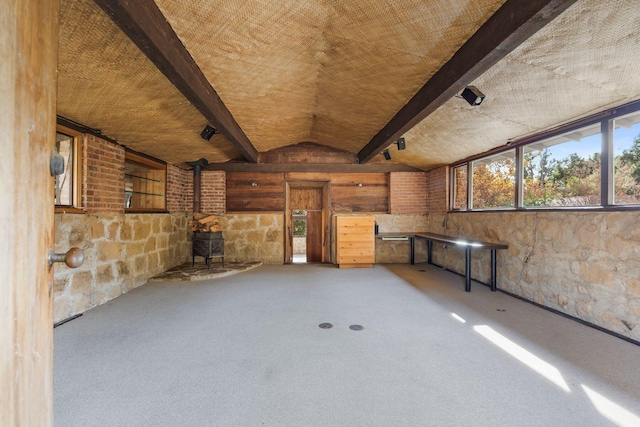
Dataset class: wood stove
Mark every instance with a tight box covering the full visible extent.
[192,231,224,269]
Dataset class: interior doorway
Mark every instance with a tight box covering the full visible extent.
[285,181,330,264]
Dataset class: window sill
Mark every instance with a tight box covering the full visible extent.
[55,207,85,214]
[125,209,169,214]
[448,205,640,213]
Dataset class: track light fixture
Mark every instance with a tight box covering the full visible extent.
[394,137,406,150]
[461,86,485,106]
[200,125,217,141]
[383,149,391,160]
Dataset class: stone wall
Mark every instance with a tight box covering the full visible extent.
[222,213,284,264]
[53,212,190,322]
[425,211,640,341]
[374,214,428,263]
[293,236,305,254]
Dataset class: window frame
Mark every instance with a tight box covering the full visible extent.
[449,99,640,212]
[124,149,167,213]
[54,124,84,213]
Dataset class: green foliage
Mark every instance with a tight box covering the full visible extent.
[293,219,306,236]
[471,132,640,208]
[619,135,640,184]
[473,158,515,209]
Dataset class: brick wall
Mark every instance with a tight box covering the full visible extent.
[389,172,427,214]
[83,134,125,214]
[167,164,193,212]
[426,166,448,213]
[201,171,225,214]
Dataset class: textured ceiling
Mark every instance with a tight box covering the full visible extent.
[399,0,640,169]
[56,0,640,170]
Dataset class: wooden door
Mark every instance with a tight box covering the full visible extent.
[1,1,60,425]
[285,182,330,263]
[306,210,323,262]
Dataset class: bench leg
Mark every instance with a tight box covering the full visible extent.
[491,249,497,292]
[465,247,471,292]
[410,236,415,265]
[427,240,433,265]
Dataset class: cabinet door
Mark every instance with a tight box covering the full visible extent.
[336,216,374,265]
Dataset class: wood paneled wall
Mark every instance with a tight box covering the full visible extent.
[331,173,388,213]
[226,171,389,213]
[290,188,323,211]
[226,172,284,211]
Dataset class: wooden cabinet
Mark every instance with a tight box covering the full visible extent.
[335,215,375,268]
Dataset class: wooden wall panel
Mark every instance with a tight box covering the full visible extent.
[290,188,322,210]
[331,173,389,213]
[226,172,284,211]
[285,172,331,181]
[227,171,389,213]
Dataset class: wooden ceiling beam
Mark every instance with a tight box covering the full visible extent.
[357,0,579,163]
[93,0,259,163]
[204,163,424,173]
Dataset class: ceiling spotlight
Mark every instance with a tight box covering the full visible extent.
[461,86,485,106]
[200,125,217,141]
[395,137,406,150]
[383,149,391,160]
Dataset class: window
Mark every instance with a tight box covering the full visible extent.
[55,125,82,209]
[613,111,640,205]
[125,150,167,211]
[471,150,515,209]
[292,210,307,236]
[523,124,601,207]
[449,100,640,211]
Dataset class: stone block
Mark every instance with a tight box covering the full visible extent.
[68,226,87,246]
[161,216,172,233]
[156,236,169,250]
[266,230,282,242]
[96,264,114,285]
[229,216,257,230]
[148,252,159,272]
[97,241,122,262]
[53,299,71,324]
[557,294,569,308]
[133,221,152,240]
[259,215,275,227]
[144,237,157,252]
[120,223,133,241]
[71,270,94,295]
[107,221,120,240]
[127,242,144,257]
[90,218,105,239]
[246,231,265,244]
[116,260,130,276]
[134,256,148,275]
[54,276,69,293]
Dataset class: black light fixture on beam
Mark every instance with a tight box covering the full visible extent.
[383,149,391,160]
[461,86,485,106]
[394,137,406,150]
[200,125,217,141]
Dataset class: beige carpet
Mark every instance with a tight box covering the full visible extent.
[54,263,640,426]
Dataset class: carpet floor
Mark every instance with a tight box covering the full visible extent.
[54,263,640,426]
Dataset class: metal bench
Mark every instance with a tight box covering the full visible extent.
[414,232,508,292]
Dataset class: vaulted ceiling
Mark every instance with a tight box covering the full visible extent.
[56,0,640,170]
